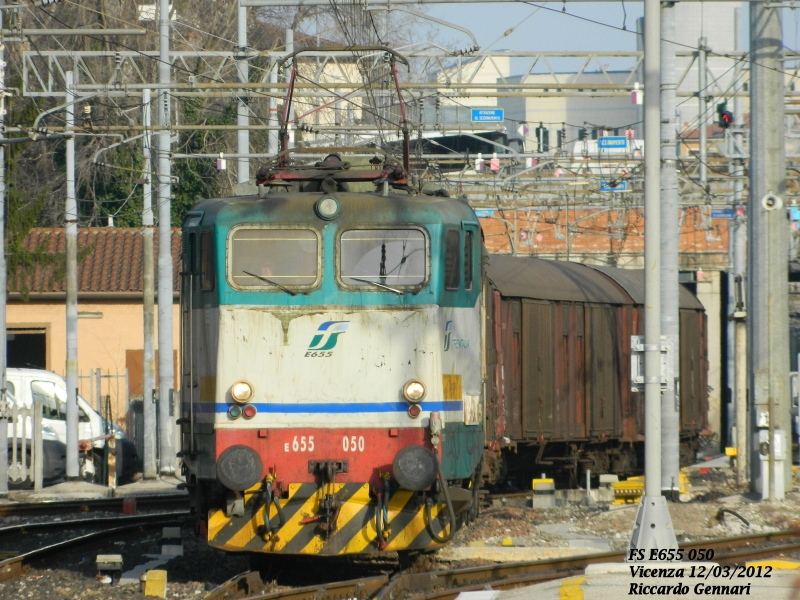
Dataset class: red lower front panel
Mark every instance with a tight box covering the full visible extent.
[216,427,431,489]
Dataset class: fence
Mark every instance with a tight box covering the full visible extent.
[78,368,129,432]
[6,399,43,489]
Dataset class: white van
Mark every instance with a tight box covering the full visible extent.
[6,368,137,483]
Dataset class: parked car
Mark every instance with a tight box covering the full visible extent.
[6,368,137,484]
[5,387,67,489]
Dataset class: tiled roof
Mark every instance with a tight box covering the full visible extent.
[10,227,181,294]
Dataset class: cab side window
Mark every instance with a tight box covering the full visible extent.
[32,381,65,420]
[5,381,14,396]
[444,230,460,291]
[464,230,474,290]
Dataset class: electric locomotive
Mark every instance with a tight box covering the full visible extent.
[179,48,483,557]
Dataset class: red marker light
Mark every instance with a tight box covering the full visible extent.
[407,405,421,419]
[242,404,257,419]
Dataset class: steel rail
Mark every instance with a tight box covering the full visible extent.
[0,494,189,517]
[203,573,390,600]
[0,516,187,581]
[0,510,190,542]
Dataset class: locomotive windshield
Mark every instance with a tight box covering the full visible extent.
[340,229,427,289]
[229,227,319,289]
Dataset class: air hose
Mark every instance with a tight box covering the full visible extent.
[426,450,457,544]
[264,480,287,535]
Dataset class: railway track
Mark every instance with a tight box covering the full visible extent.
[202,529,800,600]
[0,513,188,582]
[0,494,189,518]
[0,510,190,544]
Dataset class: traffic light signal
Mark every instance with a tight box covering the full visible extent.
[717,102,733,129]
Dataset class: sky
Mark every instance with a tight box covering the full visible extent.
[426,2,644,54]
[424,2,800,74]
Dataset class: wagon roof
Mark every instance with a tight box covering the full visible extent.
[589,265,705,310]
[486,255,633,304]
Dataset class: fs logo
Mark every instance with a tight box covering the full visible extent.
[443,321,453,351]
[306,321,349,357]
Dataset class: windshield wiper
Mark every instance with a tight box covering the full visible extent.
[349,277,402,295]
[243,270,297,296]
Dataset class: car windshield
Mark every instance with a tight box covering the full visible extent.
[230,228,319,289]
[340,229,427,288]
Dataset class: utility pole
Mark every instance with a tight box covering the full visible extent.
[749,1,789,500]
[0,0,8,496]
[65,70,79,480]
[627,0,677,556]
[698,37,708,194]
[142,88,157,480]
[660,1,680,497]
[157,0,175,475]
[236,2,249,189]
[730,7,748,484]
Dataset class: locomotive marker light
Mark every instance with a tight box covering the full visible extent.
[228,405,243,420]
[242,405,257,419]
[315,196,341,220]
[230,381,254,403]
[402,380,427,403]
[407,404,422,418]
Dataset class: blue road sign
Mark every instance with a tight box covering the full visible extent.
[471,108,504,123]
[598,137,628,149]
[600,181,627,192]
[711,209,735,219]
[474,209,495,218]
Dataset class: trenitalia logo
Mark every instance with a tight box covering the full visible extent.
[444,320,453,351]
[308,321,350,351]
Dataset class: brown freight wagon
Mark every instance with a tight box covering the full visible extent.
[482,255,709,488]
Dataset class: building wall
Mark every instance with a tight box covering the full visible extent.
[7,299,180,420]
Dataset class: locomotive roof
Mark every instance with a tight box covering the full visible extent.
[189,191,476,226]
[486,255,704,311]
[486,255,632,304]
[590,265,705,310]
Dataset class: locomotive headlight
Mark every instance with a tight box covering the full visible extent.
[402,380,426,403]
[230,381,254,403]
[315,196,340,221]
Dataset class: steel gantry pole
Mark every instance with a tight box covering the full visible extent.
[730,7,748,485]
[0,1,8,495]
[65,70,79,480]
[142,88,157,480]
[236,1,249,188]
[627,0,677,556]
[157,0,175,475]
[660,1,680,498]
[286,28,294,150]
[268,64,279,156]
[748,1,789,500]
[698,38,708,194]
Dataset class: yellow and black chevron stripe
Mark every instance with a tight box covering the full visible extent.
[208,482,452,555]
